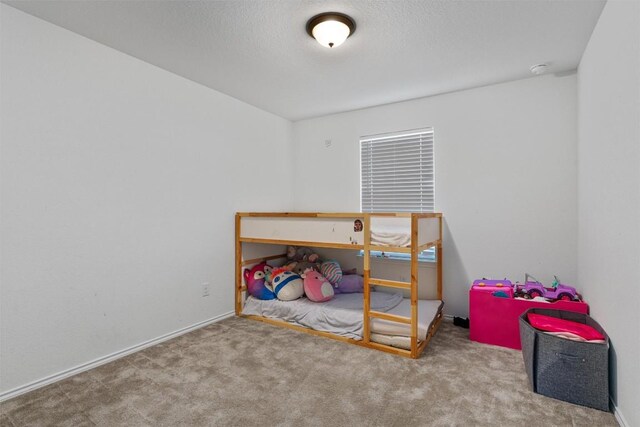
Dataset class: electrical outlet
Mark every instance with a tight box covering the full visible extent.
[202,282,210,297]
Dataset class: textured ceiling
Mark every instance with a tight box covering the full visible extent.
[4,0,605,121]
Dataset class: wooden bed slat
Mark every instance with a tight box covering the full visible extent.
[369,310,411,324]
[415,213,442,218]
[418,240,440,252]
[241,253,287,266]
[368,278,411,290]
[370,241,439,253]
[364,341,413,357]
[368,245,412,253]
[239,237,364,251]
[421,311,443,351]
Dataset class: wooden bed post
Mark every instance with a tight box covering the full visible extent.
[437,215,443,301]
[363,213,371,344]
[410,214,419,358]
[235,213,243,316]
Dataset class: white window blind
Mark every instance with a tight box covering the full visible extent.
[360,128,434,213]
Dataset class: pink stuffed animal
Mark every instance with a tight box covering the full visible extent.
[243,262,276,300]
[301,270,334,302]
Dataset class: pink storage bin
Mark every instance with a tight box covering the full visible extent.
[469,288,589,350]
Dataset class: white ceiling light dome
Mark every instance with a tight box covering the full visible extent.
[312,20,350,48]
[306,13,356,48]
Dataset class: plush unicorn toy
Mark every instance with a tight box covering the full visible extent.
[244,262,276,300]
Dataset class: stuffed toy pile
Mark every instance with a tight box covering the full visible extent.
[244,246,364,302]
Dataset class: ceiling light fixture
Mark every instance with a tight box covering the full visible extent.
[306,12,356,48]
[530,64,548,75]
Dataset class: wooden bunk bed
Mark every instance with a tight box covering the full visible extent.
[235,212,443,359]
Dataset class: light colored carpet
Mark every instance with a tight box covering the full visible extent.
[1,317,617,426]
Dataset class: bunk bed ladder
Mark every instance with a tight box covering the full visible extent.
[363,213,422,358]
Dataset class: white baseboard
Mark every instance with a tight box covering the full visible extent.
[0,311,234,402]
[612,399,628,427]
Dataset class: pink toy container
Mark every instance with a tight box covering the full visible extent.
[469,287,589,350]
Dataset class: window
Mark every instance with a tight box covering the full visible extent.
[360,128,435,261]
[360,128,434,212]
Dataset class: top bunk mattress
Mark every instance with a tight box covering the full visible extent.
[242,291,443,341]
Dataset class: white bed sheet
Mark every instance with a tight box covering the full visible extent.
[242,291,443,343]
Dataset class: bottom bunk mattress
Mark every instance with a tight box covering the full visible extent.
[242,291,443,349]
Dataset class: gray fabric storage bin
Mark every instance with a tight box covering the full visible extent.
[519,308,610,411]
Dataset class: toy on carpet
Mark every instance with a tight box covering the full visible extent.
[301,270,334,302]
[243,262,276,300]
[271,269,304,301]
